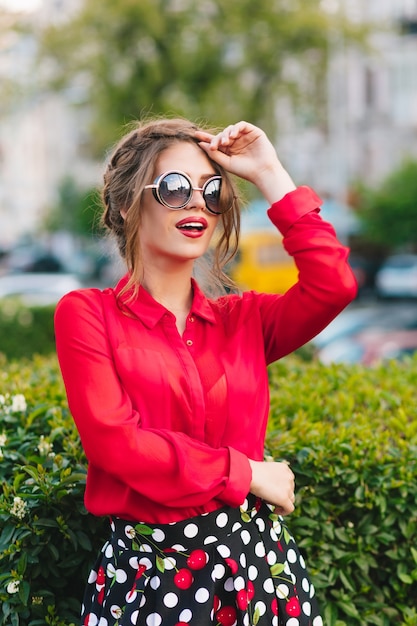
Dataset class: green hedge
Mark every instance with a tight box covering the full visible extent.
[0,301,56,360]
[1,354,417,625]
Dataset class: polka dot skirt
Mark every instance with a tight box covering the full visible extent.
[81,495,322,626]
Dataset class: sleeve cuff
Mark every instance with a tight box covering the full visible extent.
[219,447,252,507]
[267,186,322,235]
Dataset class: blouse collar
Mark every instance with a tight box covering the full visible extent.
[112,274,217,328]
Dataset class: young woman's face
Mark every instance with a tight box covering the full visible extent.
[139,142,220,270]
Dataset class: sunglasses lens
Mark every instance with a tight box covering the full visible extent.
[159,173,191,208]
[204,178,222,213]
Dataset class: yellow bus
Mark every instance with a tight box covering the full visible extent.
[230,229,298,294]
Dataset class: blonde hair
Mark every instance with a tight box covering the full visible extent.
[101,117,241,298]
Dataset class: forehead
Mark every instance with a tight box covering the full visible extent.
[155,141,216,178]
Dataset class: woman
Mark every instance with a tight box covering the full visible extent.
[54,118,357,626]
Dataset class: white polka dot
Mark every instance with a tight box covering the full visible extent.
[224,576,234,592]
[195,587,210,603]
[266,550,277,565]
[217,544,231,558]
[139,594,146,607]
[105,544,114,558]
[287,548,297,563]
[88,570,97,584]
[269,528,278,541]
[234,576,245,591]
[86,615,98,626]
[152,528,165,542]
[241,530,251,545]
[98,618,108,626]
[149,576,161,590]
[117,539,127,549]
[163,557,176,570]
[263,578,274,594]
[115,569,128,583]
[126,588,137,603]
[276,583,289,599]
[273,519,282,533]
[284,562,291,575]
[254,542,266,557]
[216,512,229,528]
[313,617,323,626]
[125,525,135,538]
[240,498,249,512]
[203,535,218,545]
[163,592,178,608]
[184,523,199,538]
[240,553,247,568]
[243,615,250,626]
[232,522,242,532]
[139,544,152,553]
[146,614,162,626]
[107,563,116,577]
[299,554,306,569]
[272,617,279,626]
[128,556,139,569]
[212,563,226,580]
[171,543,186,551]
[310,583,316,598]
[139,557,153,570]
[287,619,300,626]
[302,601,312,616]
[255,517,266,532]
[179,609,192,622]
[302,577,310,593]
[254,601,267,616]
[130,610,139,625]
[291,573,297,584]
[248,565,258,581]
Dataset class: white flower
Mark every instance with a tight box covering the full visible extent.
[0,448,3,460]
[11,394,27,413]
[10,496,27,520]
[0,433,7,447]
[37,435,53,457]
[7,580,20,594]
[0,394,5,405]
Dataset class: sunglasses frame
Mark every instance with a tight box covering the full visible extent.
[144,170,224,215]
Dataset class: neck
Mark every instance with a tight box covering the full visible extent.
[141,266,194,315]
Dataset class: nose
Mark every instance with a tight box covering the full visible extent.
[185,186,206,211]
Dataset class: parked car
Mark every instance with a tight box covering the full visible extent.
[0,272,83,306]
[314,301,417,365]
[318,328,417,366]
[375,254,417,298]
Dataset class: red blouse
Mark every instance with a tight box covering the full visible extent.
[54,186,357,524]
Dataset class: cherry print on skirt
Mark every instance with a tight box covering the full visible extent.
[81,495,323,626]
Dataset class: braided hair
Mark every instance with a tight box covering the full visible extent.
[101,118,241,297]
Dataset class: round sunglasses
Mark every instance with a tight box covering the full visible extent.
[144,170,227,215]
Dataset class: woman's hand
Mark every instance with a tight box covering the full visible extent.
[196,121,296,204]
[248,459,295,516]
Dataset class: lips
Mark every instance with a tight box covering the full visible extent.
[175,216,208,232]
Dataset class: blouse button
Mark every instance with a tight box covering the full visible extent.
[186,339,193,346]
[189,316,195,322]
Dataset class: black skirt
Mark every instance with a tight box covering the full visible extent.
[81,495,322,626]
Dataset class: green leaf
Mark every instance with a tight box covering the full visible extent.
[135,523,154,535]
[156,555,165,573]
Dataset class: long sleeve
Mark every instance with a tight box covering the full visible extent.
[257,186,357,363]
[54,291,252,521]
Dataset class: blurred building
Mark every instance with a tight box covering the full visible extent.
[279,0,417,202]
[0,0,416,245]
[0,0,99,247]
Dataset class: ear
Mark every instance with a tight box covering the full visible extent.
[120,209,127,220]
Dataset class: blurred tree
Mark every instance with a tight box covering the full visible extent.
[353,160,417,251]
[43,176,102,237]
[39,0,365,155]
